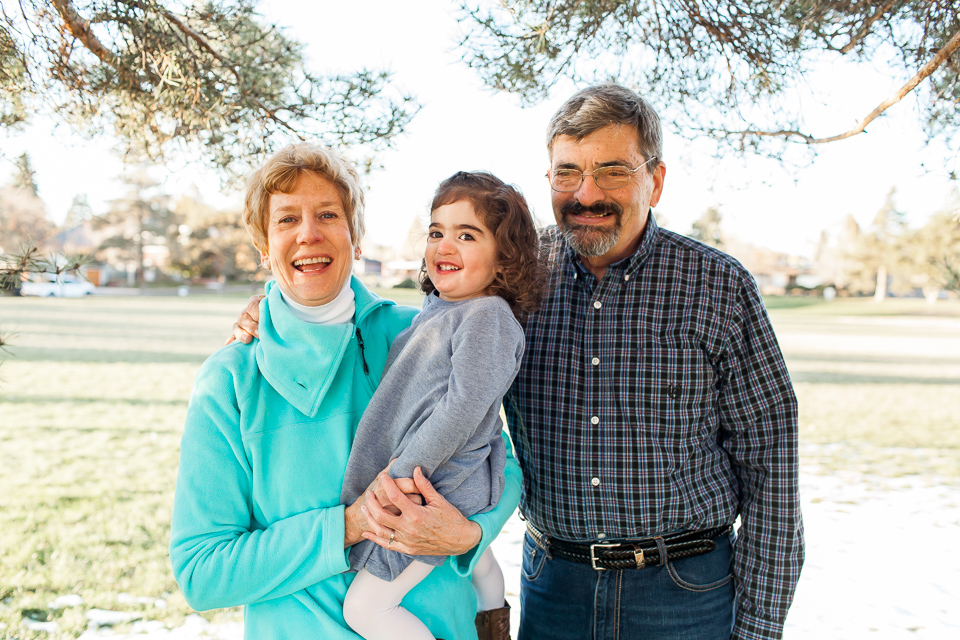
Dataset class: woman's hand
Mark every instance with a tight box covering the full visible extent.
[225,294,264,345]
[360,467,483,556]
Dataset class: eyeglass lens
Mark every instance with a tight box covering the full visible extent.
[551,167,633,191]
[549,157,655,192]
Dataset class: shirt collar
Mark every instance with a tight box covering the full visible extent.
[564,209,662,278]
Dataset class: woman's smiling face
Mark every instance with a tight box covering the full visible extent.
[261,171,355,307]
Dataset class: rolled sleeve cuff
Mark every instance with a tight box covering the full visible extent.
[732,610,786,640]
[323,504,352,576]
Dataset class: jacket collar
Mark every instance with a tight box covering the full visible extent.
[255,277,393,417]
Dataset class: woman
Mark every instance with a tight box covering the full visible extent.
[169,143,521,639]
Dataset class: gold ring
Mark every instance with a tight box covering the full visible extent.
[388,532,395,544]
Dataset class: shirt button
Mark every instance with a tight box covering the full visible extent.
[591,477,600,487]
[624,274,630,281]
[593,301,602,309]
[573,273,578,279]
[590,416,599,425]
[598,533,606,539]
[591,357,600,366]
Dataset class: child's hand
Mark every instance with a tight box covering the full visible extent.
[225,294,264,345]
[343,478,420,547]
[366,463,423,516]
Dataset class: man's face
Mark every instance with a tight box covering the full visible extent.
[549,124,665,260]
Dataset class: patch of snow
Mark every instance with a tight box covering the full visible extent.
[86,609,141,628]
[49,594,84,609]
[24,619,58,633]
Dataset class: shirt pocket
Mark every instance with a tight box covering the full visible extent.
[636,342,714,459]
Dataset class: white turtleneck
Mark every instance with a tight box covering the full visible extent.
[277,278,356,325]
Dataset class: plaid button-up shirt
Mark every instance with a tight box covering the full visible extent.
[505,215,803,639]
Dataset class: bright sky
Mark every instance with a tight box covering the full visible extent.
[1,0,957,256]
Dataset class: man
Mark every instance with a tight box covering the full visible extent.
[231,84,803,640]
[506,84,803,640]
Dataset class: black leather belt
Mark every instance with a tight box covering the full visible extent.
[526,522,732,571]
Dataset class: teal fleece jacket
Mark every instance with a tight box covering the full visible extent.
[170,278,522,640]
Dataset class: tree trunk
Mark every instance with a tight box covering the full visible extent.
[137,210,145,292]
[873,265,887,302]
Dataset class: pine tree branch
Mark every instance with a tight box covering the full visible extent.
[835,0,900,55]
[49,0,154,90]
[151,5,239,79]
[725,27,960,145]
[148,4,302,136]
[50,0,119,67]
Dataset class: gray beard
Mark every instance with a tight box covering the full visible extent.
[560,219,622,257]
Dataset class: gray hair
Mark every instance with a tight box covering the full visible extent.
[547,84,663,171]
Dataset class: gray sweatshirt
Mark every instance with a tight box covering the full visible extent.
[341,292,524,581]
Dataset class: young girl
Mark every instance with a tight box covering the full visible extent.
[340,171,544,640]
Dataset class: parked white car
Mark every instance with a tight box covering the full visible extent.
[20,273,96,297]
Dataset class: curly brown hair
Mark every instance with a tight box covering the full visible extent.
[419,171,546,323]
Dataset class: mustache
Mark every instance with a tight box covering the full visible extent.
[560,200,623,219]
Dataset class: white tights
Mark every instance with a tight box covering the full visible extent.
[471,546,506,611]
[342,548,504,640]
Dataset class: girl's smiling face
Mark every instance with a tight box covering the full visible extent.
[425,200,499,303]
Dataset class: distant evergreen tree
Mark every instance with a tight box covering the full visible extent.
[689,206,725,249]
[63,195,94,229]
[93,172,179,288]
[12,153,38,196]
[848,190,909,300]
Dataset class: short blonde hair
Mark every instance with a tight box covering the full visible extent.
[243,143,365,254]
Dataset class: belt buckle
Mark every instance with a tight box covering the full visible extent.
[589,543,618,570]
[633,546,646,569]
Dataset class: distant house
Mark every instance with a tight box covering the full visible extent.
[722,238,819,296]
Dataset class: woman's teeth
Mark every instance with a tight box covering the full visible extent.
[294,257,332,266]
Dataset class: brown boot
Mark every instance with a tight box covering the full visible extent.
[475,600,511,640]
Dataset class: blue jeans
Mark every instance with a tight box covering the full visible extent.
[518,530,735,640]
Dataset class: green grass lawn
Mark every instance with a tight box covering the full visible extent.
[1,292,958,638]
[768,298,960,476]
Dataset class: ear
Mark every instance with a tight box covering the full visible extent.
[648,161,667,208]
[259,251,270,268]
[354,246,362,260]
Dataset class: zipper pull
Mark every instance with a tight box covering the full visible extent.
[355,328,369,375]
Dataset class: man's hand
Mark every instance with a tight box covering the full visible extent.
[360,467,482,556]
[225,294,264,345]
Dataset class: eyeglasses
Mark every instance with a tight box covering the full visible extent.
[546,157,657,192]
